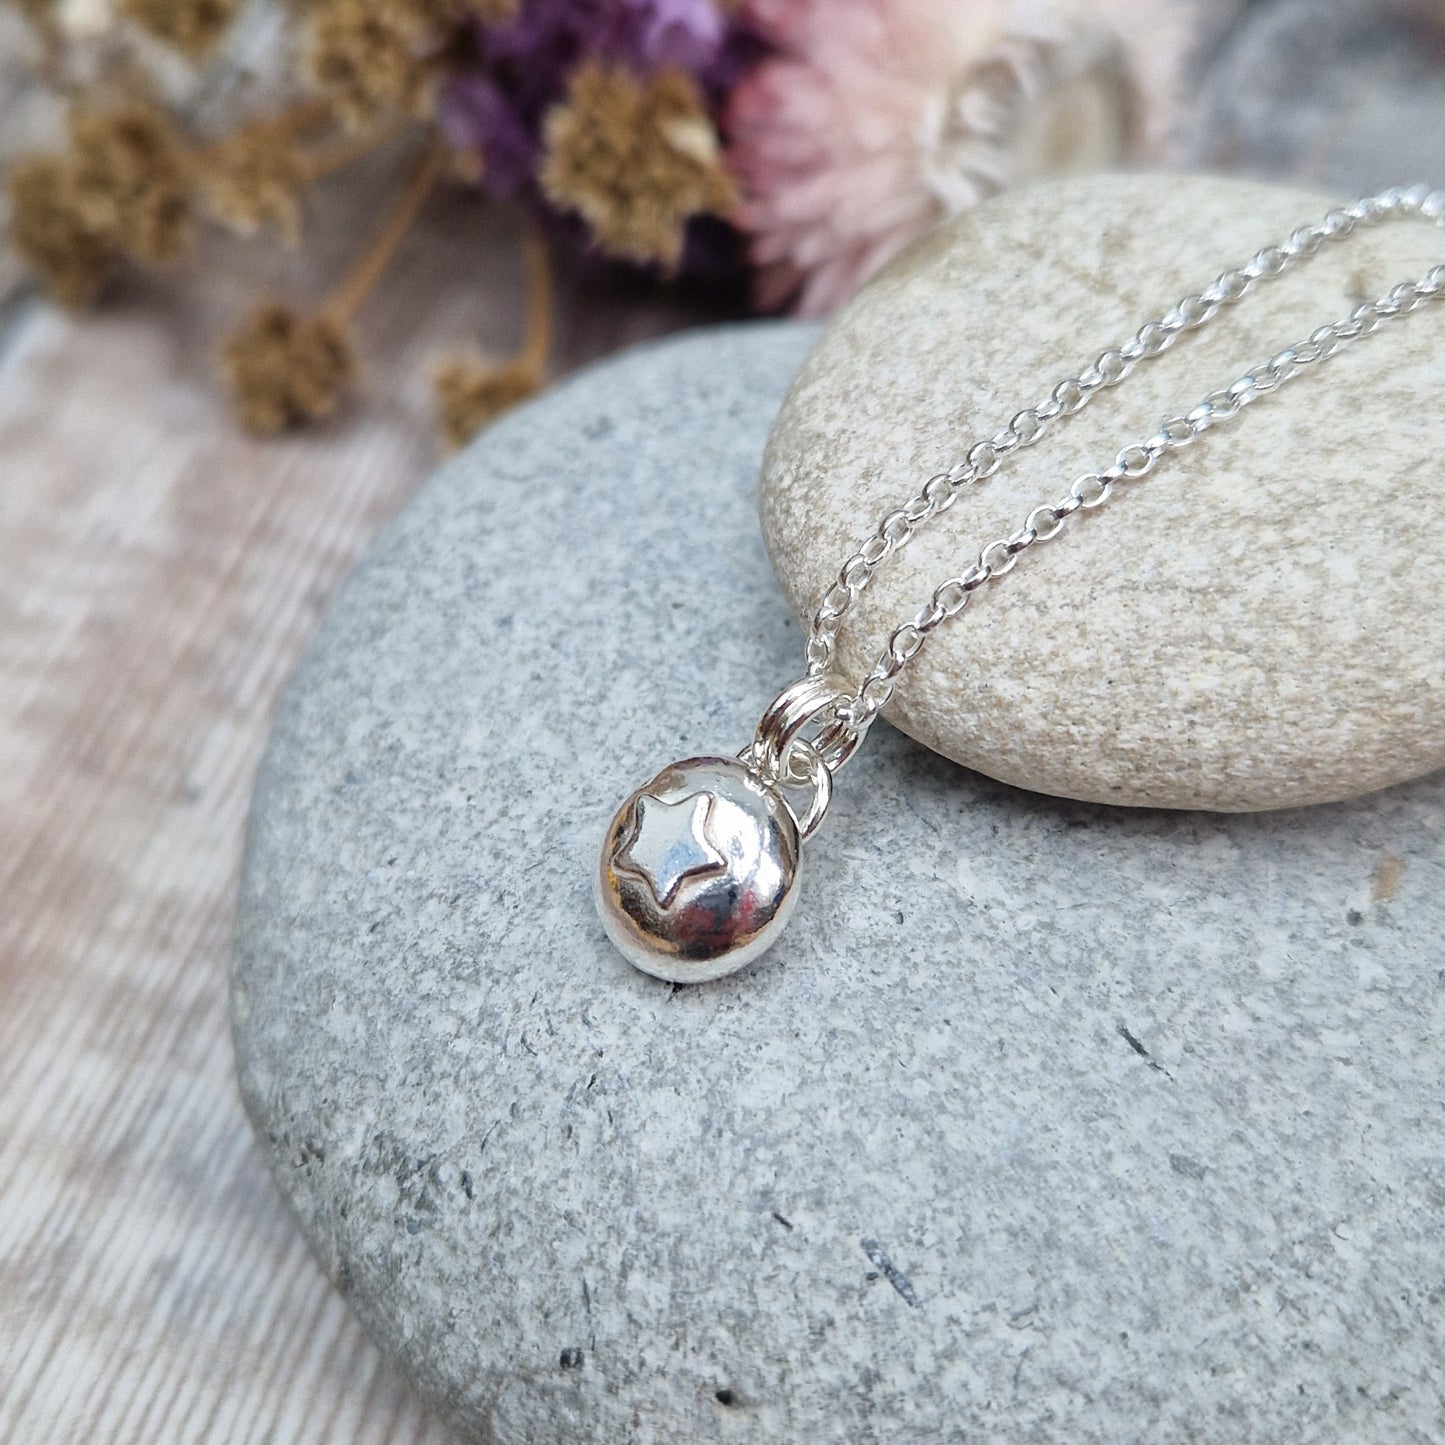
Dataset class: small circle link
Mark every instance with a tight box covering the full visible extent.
[859,674,893,716]
[978,538,1019,576]
[1136,321,1169,354]
[934,578,969,615]
[1026,504,1066,542]
[921,473,952,507]
[1011,409,1044,445]
[880,510,913,545]
[1179,293,1211,327]
[1070,473,1110,507]
[913,598,947,632]
[887,624,924,666]
[1053,379,1086,414]
[1116,443,1153,478]
[767,737,833,840]
[968,440,1001,476]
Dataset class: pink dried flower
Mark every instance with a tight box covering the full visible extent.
[728,0,1198,315]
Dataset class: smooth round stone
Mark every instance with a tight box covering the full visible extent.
[761,172,1445,811]
[234,323,1445,1445]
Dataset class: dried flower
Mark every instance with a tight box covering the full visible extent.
[627,0,730,70]
[68,103,193,263]
[433,354,541,447]
[432,221,551,446]
[199,125,310,241]
[8,102,193,304]
[304,0,431,125]
[539,61,736,266]
[119,0,241,59]
[222,303,356,432]
[387,0,518,28]
[729,0,1195,315]
[437,0,761,281]
[6,156,119,306]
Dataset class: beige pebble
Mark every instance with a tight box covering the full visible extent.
[761,172,1445,811]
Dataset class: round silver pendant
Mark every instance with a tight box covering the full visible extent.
[596,756,802,983]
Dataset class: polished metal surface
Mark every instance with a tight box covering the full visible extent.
[599,185,1445,981]
[597,757,802,984]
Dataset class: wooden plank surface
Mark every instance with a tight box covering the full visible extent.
[0,168,721,1441]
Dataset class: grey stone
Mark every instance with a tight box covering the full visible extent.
[234,323,1445,1445]
[761,172,1445,811]
[1192,0,1445,195]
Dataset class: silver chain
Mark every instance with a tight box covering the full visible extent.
[750,185,1445,826]
[603,184,1445,981]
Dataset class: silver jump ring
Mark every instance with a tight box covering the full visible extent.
[752,676,848,784]
[778,737,833,840]
[809,714,866,774]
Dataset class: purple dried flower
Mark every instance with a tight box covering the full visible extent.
[436,74,538,197]
[439,0,768,283]
[626,0,726,71]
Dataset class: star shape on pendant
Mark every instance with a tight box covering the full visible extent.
[615,792,727,908]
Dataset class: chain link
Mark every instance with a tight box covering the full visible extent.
[788,184,1445,747]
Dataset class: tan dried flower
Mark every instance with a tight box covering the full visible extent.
[222,303,356,433]
[120,0,240,59]
[379,0,515,28]
[539,62,737,267]
[68,104,193,263]
[6,156,119,307]
[303,0,430,126]
[199,125,310,242]
[433,355,541,449]
[7,103,191,304]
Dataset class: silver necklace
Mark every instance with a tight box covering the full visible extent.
[596,185,1445,984]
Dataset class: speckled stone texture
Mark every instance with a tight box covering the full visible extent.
[234,324,1445,1445]
[761,172,1445,811]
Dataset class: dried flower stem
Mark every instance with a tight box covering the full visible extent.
[323,136,444,322]
[267,96,340,138]
[430,219,554,449]
[193,97,337,167]
[27,18,68,92]
[222,134,442,433]
[301,120,410,183]
[518,223,552,374]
